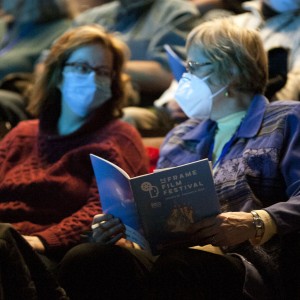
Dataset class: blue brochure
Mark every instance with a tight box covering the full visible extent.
[90,154,220,255]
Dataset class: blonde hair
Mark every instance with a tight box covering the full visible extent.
[187,18,268,94]
[28,24,130,119]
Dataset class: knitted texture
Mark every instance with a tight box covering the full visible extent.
[0,119,148,253]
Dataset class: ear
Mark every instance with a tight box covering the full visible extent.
[229,64,239,77]
[225,65,239,92]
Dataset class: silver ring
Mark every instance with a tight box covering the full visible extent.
[91,221,106,230]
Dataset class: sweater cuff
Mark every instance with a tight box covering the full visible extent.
[249,209,277,245]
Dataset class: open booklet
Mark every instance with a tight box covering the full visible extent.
[90,154,220,255]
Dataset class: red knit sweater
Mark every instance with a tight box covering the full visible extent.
[0,119,148,253]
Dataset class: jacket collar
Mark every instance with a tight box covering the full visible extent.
[236,94,268,138]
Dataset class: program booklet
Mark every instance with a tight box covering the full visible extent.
[90,154,220,255]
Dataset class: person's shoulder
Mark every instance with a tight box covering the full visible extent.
[167,119,201,137]
[33,18,72,37]
[159,0,198,11]
[46,18,72,30]
[152,0,199,16]
[103,119,143,139]
[13,120,39,133]
[74,2,119,25]
[1,120,38,142]
[230,11,258,28]
[269,99,300,110]
[265,100,300,121]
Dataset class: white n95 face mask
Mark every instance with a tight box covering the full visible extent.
[263,0,300,12]
[174,72,226,120]
[59,72,112,117]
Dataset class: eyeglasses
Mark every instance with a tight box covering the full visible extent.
[64,62,112,77]
[186,60,212,73]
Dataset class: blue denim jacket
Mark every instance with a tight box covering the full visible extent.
[157,94,300,299]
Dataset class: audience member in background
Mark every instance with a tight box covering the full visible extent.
[0,24,149,271]
[0,0,74,137]
[191,0,247,14]
[72,0,112,13]
[74,0,199,105]
[148,18,300,299]
[122,0,246,137]
[231,0,300,100]
[123,75,188,138]
[0,0,73,79]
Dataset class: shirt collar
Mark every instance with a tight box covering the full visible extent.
[242,1,300,19]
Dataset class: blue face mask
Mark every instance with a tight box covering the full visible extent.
[59,71,112,118]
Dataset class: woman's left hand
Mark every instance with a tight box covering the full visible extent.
[188,212,256,247]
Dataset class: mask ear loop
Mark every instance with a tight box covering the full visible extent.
[201,74,211,82]
[211,85,228,98]
[204,74,228,99]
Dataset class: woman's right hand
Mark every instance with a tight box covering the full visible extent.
[91,214,126,245]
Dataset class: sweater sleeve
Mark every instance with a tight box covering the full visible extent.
[35,180,102,253]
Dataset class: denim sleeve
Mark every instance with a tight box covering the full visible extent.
[265,104,300,234]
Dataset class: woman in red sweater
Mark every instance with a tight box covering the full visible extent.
[0,25,148,261]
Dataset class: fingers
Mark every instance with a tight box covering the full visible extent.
[92,213,113,226]
[189,212,255,247]
[92,214,126,244]
[187,214,225,246]
[107,233,125,245]
[194,233,220,246]
[187,215,219,235]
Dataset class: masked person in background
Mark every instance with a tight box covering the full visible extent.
[0,24,148,275]
[230,0,300,101]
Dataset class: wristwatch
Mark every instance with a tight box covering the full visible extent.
[250,210,265,242]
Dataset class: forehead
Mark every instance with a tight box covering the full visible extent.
[67,43,113,67]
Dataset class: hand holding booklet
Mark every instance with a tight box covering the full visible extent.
[90,154,220,255]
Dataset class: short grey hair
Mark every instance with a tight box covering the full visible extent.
[186,18,268,94]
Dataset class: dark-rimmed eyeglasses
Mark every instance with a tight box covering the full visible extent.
[186,61,212,73]
[64,62,112,77]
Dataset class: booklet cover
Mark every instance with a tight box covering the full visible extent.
[90,154,220,255]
